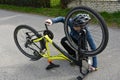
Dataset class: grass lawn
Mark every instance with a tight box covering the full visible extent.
[0,4,69,17]
[0,4,120,27]
[101,12,120,27]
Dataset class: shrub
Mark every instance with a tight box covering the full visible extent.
[0,0,51,8]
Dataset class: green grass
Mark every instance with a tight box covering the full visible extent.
[0,4,69,17]
[0,4,120,27]
[100,12,120,27]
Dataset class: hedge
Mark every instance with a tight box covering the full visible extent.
[0,0,50,8]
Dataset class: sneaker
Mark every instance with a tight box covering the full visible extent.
[41,48,47,53]
[88,65,98,72]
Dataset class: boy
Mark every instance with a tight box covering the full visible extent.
[45,14,98,71]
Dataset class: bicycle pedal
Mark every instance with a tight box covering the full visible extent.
[46,63,60,70]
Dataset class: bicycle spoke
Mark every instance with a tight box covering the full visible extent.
[14,25,43,59]
[64,6,108,56]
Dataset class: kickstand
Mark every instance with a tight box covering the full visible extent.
[46,62,60,70]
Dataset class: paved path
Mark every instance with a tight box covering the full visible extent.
[0,10,120,80]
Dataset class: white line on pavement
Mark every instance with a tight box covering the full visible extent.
[0,14,22,21]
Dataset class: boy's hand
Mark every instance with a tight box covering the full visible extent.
[45,19,52,26]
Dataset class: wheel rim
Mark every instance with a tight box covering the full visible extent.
[15,27,41,58]
[64,7,108,56]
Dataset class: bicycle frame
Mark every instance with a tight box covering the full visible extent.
[33,34,70,62]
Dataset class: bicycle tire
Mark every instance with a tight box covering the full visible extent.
[14,25,44,59]
[64,6,109,56]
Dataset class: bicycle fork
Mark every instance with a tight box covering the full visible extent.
[77,29,89,80]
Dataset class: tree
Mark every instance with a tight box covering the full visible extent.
[60,0,72,9]
[60,0,82,9]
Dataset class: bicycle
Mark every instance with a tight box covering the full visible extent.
[14,6,109,80]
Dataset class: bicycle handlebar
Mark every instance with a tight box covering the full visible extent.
[45,23,49,30]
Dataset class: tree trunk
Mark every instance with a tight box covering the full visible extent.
[42,0,50,8]
[60,0,82,9]
[60,0,72,9]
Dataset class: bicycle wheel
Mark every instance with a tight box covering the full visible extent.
[64,6,109,56]
[14,25,44,59]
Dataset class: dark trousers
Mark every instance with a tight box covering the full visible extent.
[61,37,97,68]
[61,37,77,57]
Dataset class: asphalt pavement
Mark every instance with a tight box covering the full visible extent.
[0,9,120,80]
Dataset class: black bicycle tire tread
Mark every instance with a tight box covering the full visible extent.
[14,25,43,59]
[64,6,109,57]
